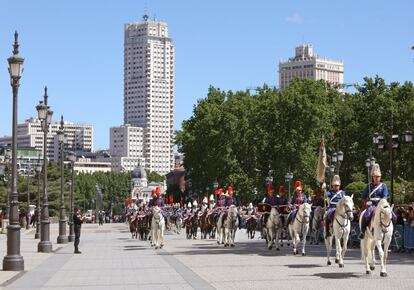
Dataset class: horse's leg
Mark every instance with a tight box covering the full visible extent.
[231,228,236,247]
[341,231,350,265]
[335,236,343,267]
[301,227,307,256]
[368,239,376,272]
[160,224,165,248]
[375,238,386,276]
[275,227,280,251]
[224,227,229,247]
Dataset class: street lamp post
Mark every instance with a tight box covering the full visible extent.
[36,87,53,253]
[35,162,42,239]
[364,157,376,195]
[67,151,76,242]
[284,172,293,200]
[26,163,31,230]
[3,31,25,271]
[57,116,68,244]
[373,124,412,204]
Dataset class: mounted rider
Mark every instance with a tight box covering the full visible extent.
[225,186,237,207]
[201,196,208,211]
[288,181,309,224]
[150,187,165,207]
[208,194,215,210]
[261,183,277,225]
[325,175,345,237]
[359,163,395,239]
[275,185,289,226]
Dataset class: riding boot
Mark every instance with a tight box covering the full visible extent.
[359,217,367,239]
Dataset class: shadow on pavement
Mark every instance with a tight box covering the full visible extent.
[287,264,324,268]
[311,272,361,279]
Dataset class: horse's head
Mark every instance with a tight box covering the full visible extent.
[340,195,354,221]
[270,206,279,218]
[300,203,311,224]
[153,206,162,224]
[378,199,393,224]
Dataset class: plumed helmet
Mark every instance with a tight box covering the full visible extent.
[193,200,198,207]
[151,189,156,198]
[155,186,161,195]
[187,202,192,208]
[371,163,382,177]
[202,197,208,204]
[248,202,253,209]
[332,175,341,186]
[209,194,215,201]
[267,183,274,193]
[278,185,285,193]
[227,186,233,194]
[295,180,302,191]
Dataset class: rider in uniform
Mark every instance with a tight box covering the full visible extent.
[288,181,308,223]
[262,183,278,225]
[359,163,395,239]
[150,187,165,207]
[275,185,289,227]
[208,194,215,210]
[325,175,345,237]
[225,186,242,228]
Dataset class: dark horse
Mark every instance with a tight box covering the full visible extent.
[199,210,213,239]
[245,216,257,239]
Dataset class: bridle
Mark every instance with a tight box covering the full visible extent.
[295,205,310,225]
[379,207,392,234]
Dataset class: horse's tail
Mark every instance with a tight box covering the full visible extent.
[360,237,366,261]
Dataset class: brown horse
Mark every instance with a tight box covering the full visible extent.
[129,213,138,239]
[199,210,213,239]
[137,212,149,240]
[207,211,217,239]
[245,216,257,239]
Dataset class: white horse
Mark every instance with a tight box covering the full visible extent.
[360,199,394,277]
[173,209,183,234]
[288,203,311,256]
[311,206,324,245]
[223,205,239,247]
[263,207,281,250]
[151,206,165,249]
[325,195,354,267]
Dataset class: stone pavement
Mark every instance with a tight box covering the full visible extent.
[0,223,413,289]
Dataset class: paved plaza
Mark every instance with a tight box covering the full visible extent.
[0,223,413,290]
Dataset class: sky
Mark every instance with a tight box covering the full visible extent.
[0,0,413,149]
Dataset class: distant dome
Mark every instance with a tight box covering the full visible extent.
[132,165,146,179]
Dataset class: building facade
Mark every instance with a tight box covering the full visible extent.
[279,45,344,89]
[73,158,111,174]
[0,117,93,162]
[121,15,175,175]
[109,124,144,171]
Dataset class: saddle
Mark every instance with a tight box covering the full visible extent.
[287,210,298,225]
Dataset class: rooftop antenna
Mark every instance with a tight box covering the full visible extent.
[143,0,149,21]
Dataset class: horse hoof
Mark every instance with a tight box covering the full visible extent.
[224,244,228,247]
[339,264,344,268]
[366,270,371,275]
[155,246,159,250]
[302,253,306,256]
[160,244,164,248]
[293,250,297,255]
[380,272,388,277]
[370,265,375,271]
[327,261,331,266]
[276,248,280,251]
[316,242,319,245]
[335,258,339,264]
[268,246,273,250]
[221,242,224,244]
[231,244,235,247]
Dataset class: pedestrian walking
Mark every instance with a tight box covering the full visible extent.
[73,207,83,254]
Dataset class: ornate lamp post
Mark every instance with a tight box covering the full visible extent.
[67,151,76,242]
[3,31,25,271]
[35,162,42,239]
[25,163,32,230]
[57,116,68,244]
[373,128,412,204]
[284,171,293,200]
[36,87,53,253]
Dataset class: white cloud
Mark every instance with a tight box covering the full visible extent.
[286,12,303,24]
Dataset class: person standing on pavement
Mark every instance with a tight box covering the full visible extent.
[73,207,83,254]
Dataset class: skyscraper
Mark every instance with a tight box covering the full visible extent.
[117,15,175,174]
[279,45,344,90]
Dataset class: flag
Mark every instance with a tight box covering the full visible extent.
[316,137,327,183]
